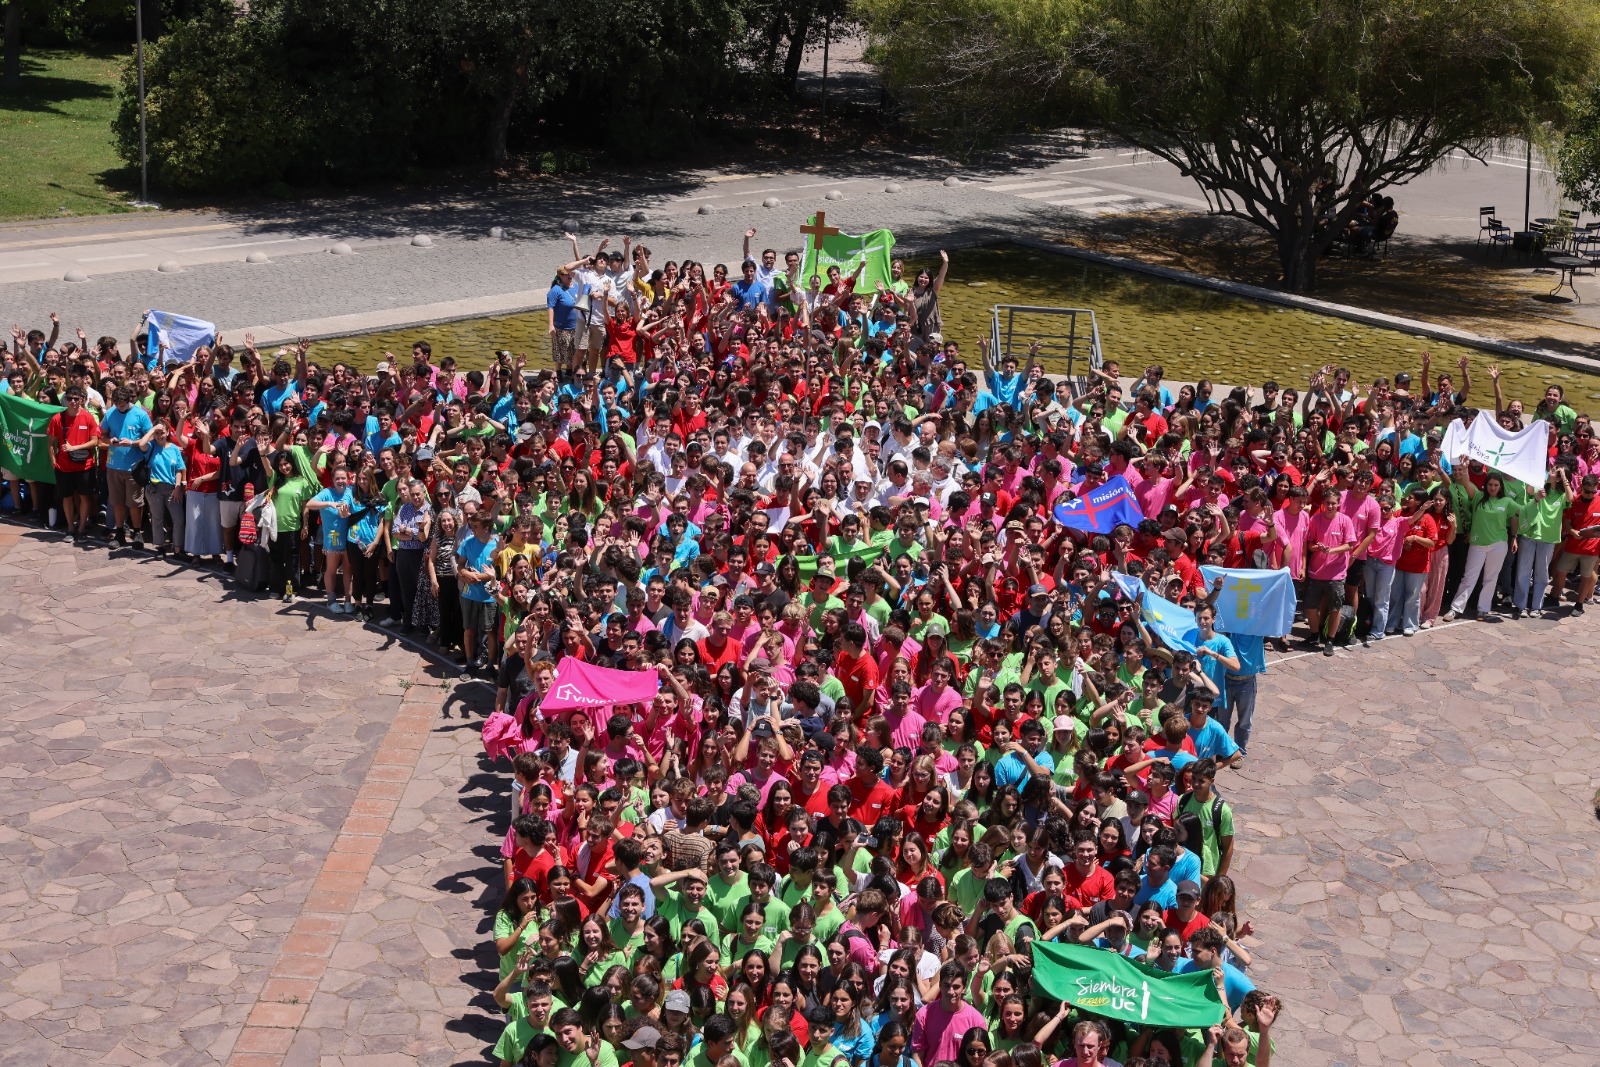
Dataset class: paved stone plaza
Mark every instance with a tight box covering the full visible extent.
[1,527,1596,1066]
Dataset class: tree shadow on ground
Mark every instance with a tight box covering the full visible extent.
[0,52,116,117]
[1054,212,1600,358]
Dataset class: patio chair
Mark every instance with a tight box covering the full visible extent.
[1478,207,1500,246]
[1487,218,1513,258]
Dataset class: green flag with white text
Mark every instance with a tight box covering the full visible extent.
[0,390,61,484]
[1030,940,1225,1029]
[799,214,895,294]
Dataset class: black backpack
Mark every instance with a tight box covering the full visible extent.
[1175,789,1225,851]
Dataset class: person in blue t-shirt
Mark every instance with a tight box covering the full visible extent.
[1215,631,1265,756]
[306,467,357,614]
[100,387,155,544]
[730,260,769,312]
[456,510,502,673]
[1175,927,1256,1013]
[981,337,1038,409]
[547,261,586,378]
[1192,604,1240,707]
[263,357,302,414]
[1184,695,1242,767]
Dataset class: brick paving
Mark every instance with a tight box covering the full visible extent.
[1237,621,1600,1067]
[3,526,1600,1065]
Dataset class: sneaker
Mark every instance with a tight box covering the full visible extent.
[1512,607,1523,619]
[1440,609,1457,622]
[1573,601,1585,615]
[1371,632,1386,642]
[1402,626,1417,637]
[1322,639,1334,657]
[1359,634,1370,648]
[115,528,127,546]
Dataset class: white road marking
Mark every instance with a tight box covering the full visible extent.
[81,252,151,262]
[1050,194,1136,206]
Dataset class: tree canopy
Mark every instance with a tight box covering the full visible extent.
[863,0,1599,290]
[113,0,843,192]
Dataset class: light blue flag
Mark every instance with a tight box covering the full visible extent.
[144,309,217,368]
[1200,566,1297,638]
[1110,572,1198,653]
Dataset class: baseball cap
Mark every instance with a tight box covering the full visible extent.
[414,446,434,462]
[1126,789,1151,810]
[623,1028,663,1051]
[924,620,948,639]
[928,332,944,345]
[1028,583,1049,597]
[664,990,691,1013]
[754,561,776,576]
[981,492,997,506]
[752,719,776,738]
[1176,880,1202,901]
[375,361,392,375]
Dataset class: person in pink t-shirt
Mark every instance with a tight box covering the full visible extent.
[1305,486,1358,655]
[911,962,988,1064]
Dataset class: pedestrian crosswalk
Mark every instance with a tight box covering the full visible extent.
[982,170,1169,217]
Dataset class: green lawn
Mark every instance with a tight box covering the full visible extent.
[0,44,139,221]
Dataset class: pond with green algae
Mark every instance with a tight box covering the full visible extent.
[319,244,1600,413]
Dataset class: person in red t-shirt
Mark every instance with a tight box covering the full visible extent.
[832,623,879,719]
[1390,488,1439,636]
[1061,835,1115,910]
[1557,473,1600,611]
[1163,880,1210,942]
[46,386,101,542]
[846,748,895,825]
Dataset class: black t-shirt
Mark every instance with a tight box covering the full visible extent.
[499,658,535,711]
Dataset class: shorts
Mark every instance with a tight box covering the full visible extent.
[551,328,576,369]
[1555,551,1598,578]
[106,468,145,511]
[219,499,244,529]
[0,467,18,482]
[576,318,605,351]
[1305,578,1346,612]
[460,596,498,634]
[54,468,97,496]
[1345,557,1366,586]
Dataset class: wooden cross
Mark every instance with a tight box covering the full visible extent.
[799,212,841,246]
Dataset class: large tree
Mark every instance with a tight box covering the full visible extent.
[862,0,1598,291]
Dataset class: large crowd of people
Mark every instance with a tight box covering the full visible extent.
[6,228,1600,1067]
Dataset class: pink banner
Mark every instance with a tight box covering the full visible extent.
[539,657,661,716]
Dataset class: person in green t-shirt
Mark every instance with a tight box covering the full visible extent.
[687,1013,749,1067]
[495,879,541,979]
[1178,759,1236,879]
[1443,462,1516,620]
[1514,465,1570,616]
[493,960,557,1067]
[553,1006,621,1067]
[656,868,718,942]
[705,843,750,938]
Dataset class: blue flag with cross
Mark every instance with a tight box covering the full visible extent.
[1200,566,1296,637]
[1110,572,1199,653]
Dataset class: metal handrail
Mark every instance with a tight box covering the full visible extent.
[988,304,1104,397]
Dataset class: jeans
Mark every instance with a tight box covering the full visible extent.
[1216,673,1258,754]
[1363,560,1397,638]
[1389,568,1428,633]
[1514,538,1558,611]
[148,483,185,550]
[1450,541,1510,615]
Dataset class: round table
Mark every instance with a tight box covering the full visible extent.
[1545,255,1586,301]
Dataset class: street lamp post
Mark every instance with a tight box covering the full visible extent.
[133,0,155,208]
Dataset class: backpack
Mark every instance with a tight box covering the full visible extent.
[1175,790,1225,852]
[238,484,259,545]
